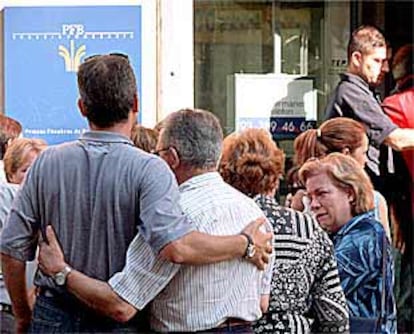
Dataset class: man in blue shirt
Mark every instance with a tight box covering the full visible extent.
[0,54,271,333]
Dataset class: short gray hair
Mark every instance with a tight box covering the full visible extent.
[161,108,223,169]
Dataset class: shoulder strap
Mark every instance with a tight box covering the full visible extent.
[378,232,387,330]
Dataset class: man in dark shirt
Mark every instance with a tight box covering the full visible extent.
[324,25,414,180]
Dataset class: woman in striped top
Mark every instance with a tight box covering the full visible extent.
[219,128,349,334]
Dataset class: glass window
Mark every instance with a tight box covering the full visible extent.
[194,0,328,139]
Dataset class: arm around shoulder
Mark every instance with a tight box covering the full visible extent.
[159,217,272,270]
[159,230,246,265]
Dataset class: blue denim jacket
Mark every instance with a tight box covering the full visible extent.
[330,212,397,333]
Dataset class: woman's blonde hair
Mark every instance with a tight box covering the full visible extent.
[131,124,159,153]
[299,153,374,215]
[4,138,47,183]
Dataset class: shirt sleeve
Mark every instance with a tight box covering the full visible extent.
[0,183,19,229]
[339,82,397,147]
[137,157,195,253]
[108,233,180,309]
[311,229,350,334]
[0,161,41,262]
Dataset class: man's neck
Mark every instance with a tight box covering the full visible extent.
[176,166,216,185]
[347,67,365,81]
[86,109,136,139]
[89,121,133,139]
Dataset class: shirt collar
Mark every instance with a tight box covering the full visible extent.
[179,171,222,193]
[341,72,373,95]
[333,211,374,238]
[79,130,134,145]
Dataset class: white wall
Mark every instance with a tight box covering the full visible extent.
[158,0,193,121]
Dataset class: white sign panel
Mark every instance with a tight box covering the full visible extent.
[228,74,317,139]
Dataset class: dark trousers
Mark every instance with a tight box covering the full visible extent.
[29,293,145,333]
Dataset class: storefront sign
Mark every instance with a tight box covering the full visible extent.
[4,6,141,144]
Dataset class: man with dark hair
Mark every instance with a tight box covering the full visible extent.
[38,108,273,333]
[0,55,271,333]
[325,25,414,181]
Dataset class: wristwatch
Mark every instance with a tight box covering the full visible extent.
[53,265,72,286]
[240,232,256,259]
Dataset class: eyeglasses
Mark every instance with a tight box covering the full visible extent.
[151,146,180,158]
[151,147,171,156]
[83,52,129,63]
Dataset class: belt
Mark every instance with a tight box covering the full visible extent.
[0,303,13,315]
[218,318,251,328]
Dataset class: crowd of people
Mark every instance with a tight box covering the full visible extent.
[0,25,412,334]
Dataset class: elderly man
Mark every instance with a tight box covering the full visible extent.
[0,55,271,333]
[39,108,273,333]
[324,25,414,181]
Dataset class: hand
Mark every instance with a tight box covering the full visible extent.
[290,190,308,212]
[242,217,273,270]
[38,225,67,276]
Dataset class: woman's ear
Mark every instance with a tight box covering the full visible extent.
[341,147,351,155]
[346,187,356,204]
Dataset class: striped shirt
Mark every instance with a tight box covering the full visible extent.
[109,172,272,332]
[252,195,349,334]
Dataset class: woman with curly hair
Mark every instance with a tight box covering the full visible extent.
[219,128,349,334]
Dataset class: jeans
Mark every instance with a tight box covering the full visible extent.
[29,294,145,333]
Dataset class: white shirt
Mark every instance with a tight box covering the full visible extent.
[0,161,7,184]
[109,172,272,332]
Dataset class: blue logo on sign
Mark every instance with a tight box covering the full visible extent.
[5,6,141,144]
